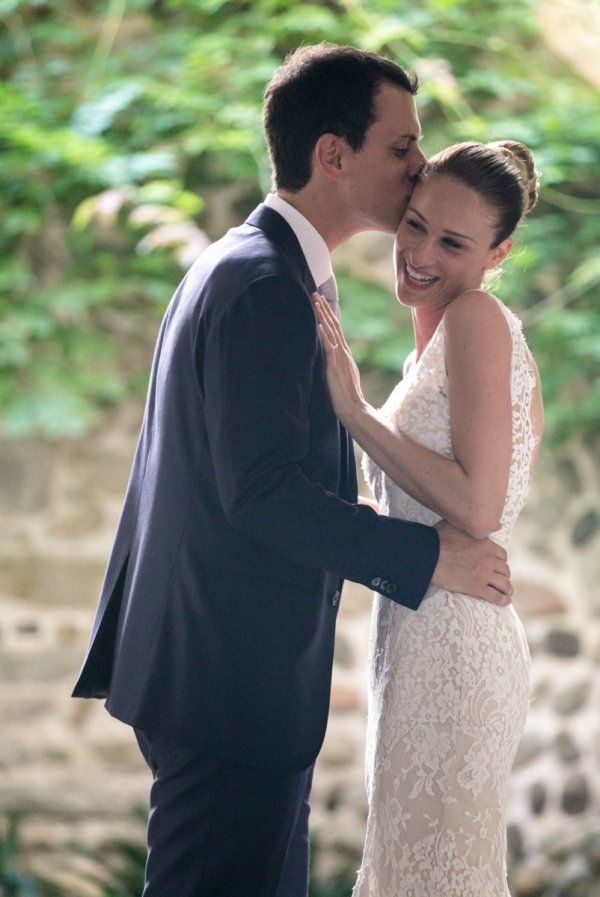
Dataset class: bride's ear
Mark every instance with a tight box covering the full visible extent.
[486,238,512,270]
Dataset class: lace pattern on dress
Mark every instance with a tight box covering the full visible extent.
[356,297,537,897]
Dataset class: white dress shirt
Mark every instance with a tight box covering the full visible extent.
[264,193,333,290]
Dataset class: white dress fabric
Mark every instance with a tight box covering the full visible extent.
[355,298,538,897]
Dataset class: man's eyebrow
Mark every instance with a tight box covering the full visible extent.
[394,132,421,142]
[406,207,476,242]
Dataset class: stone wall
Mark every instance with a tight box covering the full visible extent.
[1,395,599,894]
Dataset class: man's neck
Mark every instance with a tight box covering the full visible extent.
[275,188,357,253]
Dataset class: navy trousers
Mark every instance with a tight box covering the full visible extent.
[135,730,314,897]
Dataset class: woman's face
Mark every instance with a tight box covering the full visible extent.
[394,174,510,312]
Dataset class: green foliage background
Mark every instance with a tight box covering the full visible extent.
[1,0,599,445]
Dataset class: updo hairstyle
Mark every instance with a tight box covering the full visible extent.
[421,140,539,247]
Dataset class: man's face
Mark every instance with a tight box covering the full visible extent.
[343,83,426,234]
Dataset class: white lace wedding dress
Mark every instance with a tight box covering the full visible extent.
[355,298,538,897]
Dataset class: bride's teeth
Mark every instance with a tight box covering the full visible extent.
[405,261,436,285]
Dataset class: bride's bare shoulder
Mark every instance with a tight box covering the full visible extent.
[444,290,510,337]
[445,288,502,315]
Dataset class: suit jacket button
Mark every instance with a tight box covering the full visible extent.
[331,590,341,607]
[386,582,398,594]
[371,577,381,588]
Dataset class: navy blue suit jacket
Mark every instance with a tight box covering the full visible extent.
[73,204,439,771]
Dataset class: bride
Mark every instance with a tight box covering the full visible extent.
[314,140,544,897]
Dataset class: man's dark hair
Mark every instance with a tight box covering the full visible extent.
[263,43,418,191]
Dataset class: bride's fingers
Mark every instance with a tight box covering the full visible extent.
[313,298,340,350]
[313,294,335,328]
[318,323,338,351]
[488,572,513,598]
[317,296,343,338]
[493,560,510,579]
[313,295,347,351]
[313,302,340,352]
[313,293,338,328]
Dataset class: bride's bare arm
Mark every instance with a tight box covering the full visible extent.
[313,291,513,540]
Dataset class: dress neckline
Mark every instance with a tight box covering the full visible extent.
[408,315,445,377]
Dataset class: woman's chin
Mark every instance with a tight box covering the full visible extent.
[396,282,426,307]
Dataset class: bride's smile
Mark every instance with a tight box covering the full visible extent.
[403,257,439,288]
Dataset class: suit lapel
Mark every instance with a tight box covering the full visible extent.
[246,204,317,296]
[245,204,358,503]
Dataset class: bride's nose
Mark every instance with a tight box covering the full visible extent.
[408,241,434,268]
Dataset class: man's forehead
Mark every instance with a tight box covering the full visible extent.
[373,84,421,135]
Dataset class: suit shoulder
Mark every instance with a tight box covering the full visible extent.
[192,222,304,291]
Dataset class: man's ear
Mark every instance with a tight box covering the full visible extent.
[313,133,345,183]
[486,237,512,270]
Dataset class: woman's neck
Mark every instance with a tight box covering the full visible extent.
[412,308,445,361]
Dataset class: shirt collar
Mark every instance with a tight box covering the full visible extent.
[264,193,332,289]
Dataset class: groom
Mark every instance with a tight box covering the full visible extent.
[73,44,512,897]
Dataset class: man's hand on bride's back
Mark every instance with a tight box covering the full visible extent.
[432,521,512,606]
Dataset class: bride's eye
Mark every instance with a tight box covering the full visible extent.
[442,237,462,250]
[406,218,424,232]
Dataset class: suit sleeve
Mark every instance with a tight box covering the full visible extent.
[203,274,439,609]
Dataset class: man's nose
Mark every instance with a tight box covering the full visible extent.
[409,145,427,178]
